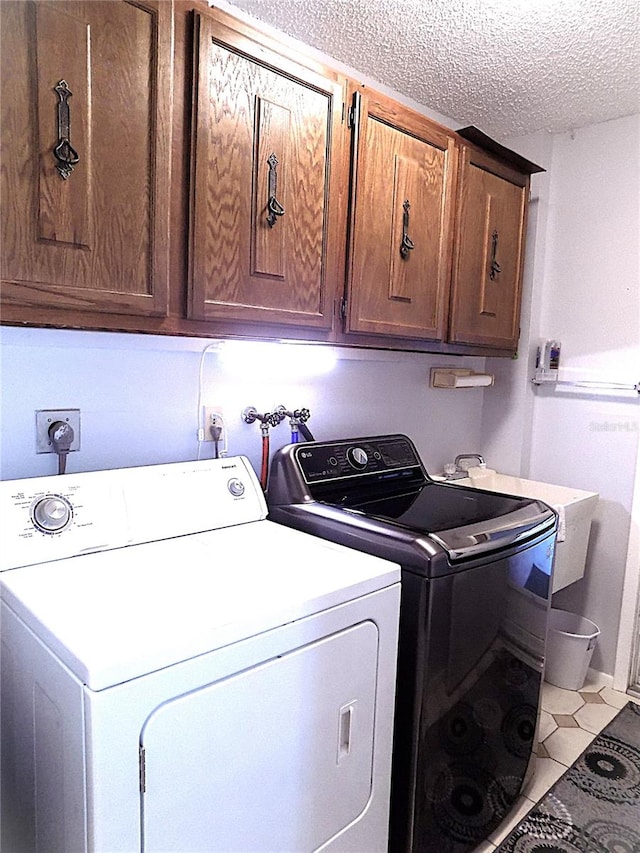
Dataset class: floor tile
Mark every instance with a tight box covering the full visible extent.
[541,682,585,715]
[599,685,632,709]
[552,713,579,727]
[574,700,620,734]
[488,796,533,846]
[537,741,550,758]
[523,757,566,802]
[544,726,594,765]
[473,841,496,852]
[579,690,605,703]
[538,709,557,741]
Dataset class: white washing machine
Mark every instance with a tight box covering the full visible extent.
[0,456,400,853]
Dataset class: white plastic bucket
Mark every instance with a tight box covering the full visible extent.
[544,608,600,691]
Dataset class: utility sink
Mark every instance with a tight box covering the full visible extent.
[454,471,598,593]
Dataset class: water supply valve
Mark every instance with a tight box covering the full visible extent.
[273,406,313,442]
[242,406,286,491]
[242,407,285,434]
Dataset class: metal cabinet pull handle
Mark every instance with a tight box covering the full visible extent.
[400,199,415,259]
[53,80,79,180]
[489,229,502,279]
[266,152,285,228]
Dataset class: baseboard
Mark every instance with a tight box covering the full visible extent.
[586,666,613,689]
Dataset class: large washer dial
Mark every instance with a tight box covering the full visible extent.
[31,494,73,533]
[347,446,369,470]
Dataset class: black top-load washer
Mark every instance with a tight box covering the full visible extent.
[267,434,557,853]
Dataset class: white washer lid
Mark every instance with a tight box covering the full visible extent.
[1,520,400,690]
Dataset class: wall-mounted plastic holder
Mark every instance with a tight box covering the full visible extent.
[430,368,494,389]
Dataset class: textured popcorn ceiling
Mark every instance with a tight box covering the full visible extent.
[223,0,640,138]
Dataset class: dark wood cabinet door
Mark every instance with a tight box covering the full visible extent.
[0,0,172,317]
[345,88,456,341]
[189,12,346,332]
[448,146,529,350]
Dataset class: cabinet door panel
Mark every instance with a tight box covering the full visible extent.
[253,97,290,278]
[0,0,171,317]
[346,92,455,341]
[449,153,527,349]
[35,4,91,248]
[190,15,344,330]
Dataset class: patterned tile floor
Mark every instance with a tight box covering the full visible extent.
[473,672,640,852]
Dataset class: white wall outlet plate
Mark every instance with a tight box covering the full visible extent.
[203,406,224,441]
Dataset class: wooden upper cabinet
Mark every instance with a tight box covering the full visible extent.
[189,11,347,332]
[0,2,538,355]
[448,142,532,350]
[344,86,457,342]
[0,1,172,317]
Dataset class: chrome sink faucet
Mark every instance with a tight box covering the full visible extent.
[443,453,486,479]
[454,453,485,472]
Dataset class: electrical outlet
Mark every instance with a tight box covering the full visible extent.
[203,406,224,441]
[36,409,81,453]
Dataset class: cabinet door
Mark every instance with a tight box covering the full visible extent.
[345,88,456,341]
[449,147,529,350]
[0,0,172,318]
[189,13,346,332]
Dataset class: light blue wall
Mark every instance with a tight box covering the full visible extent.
[481,115,640,678]
[0,326,489,481]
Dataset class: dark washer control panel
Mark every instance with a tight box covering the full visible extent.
[294,435,422,484]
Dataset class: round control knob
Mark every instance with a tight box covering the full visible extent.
[347,447,368,470]
[227,478,245,497]
[32,495,72,533]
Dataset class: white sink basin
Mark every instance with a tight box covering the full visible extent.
[455,472,598,593]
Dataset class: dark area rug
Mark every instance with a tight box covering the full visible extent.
[496,701,640,852]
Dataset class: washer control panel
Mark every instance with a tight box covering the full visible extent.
[294,435,423,485]
[0,456,266,572]
[1,476,126,572]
